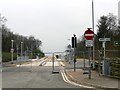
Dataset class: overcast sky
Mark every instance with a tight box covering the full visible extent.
[0,0,119,52]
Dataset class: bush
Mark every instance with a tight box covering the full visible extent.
[2,52,17,62]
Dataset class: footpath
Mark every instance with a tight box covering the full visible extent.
[62,61,119,90]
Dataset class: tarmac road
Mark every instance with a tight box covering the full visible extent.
[2,62,81,88]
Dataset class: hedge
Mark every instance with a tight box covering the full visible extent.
[2,52,17,62]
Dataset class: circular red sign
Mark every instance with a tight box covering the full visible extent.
[84,29,94,40]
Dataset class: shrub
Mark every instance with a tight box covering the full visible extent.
[2,52,17,62]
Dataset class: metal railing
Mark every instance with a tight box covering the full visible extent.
[65,50,120,78]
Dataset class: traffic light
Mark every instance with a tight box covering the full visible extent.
[71,37,77,48]
[74,59,76,63]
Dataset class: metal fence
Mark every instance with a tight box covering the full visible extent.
[65,50,120,78]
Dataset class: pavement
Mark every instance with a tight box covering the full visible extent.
[61,61,120,90]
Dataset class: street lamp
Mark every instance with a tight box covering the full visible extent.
[0,14,7,64]
[21,42,23,60]
[92,0,95,69]
[17,45,18,61]
[11,40,14,64]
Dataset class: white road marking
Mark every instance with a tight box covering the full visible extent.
[61,70,68,83]
[60,69,94,88]
[59,62,65,66]
[16,61,41,67]
[44,61,59,66]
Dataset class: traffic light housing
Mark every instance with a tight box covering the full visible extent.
[71,37,77,48]
[74,59,76,63]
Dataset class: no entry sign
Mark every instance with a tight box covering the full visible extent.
[84,28,94,40]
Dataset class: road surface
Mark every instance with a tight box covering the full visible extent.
[2,58,85,88]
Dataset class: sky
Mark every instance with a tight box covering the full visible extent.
[0,0,119,52]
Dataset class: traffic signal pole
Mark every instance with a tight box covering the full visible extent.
[74,35,76,72]
[72,34,77,72]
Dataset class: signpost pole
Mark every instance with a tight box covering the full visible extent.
[99,37,111,60]
[83,52,85,70]
[98,50,101,76]
[84,28,94,79]
[103,41,106,60]
[89,47,91,79]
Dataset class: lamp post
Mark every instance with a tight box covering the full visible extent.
[11,40,14,64]
[27,46,28,60]
[0,14,7,64]
[17,45,18,61]
[92,0,95,69]
[21,42,23,60]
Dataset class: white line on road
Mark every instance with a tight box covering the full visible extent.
[61,70,68,83]
[44,61,59,66]
[60,69,94,88]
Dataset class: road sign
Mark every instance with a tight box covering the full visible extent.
[85,40,93,47]
[84,28,94,40]
[114,41,120,46]
[99,38,110,42]
[11,48,14,53]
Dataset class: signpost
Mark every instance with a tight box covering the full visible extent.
[99,37,111,59]
[114,41,120,46]
[99,38,110,42]
[84,28,94,40]
[85,40,93,47]
[84,28,94,79]
[99,37,111,75]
